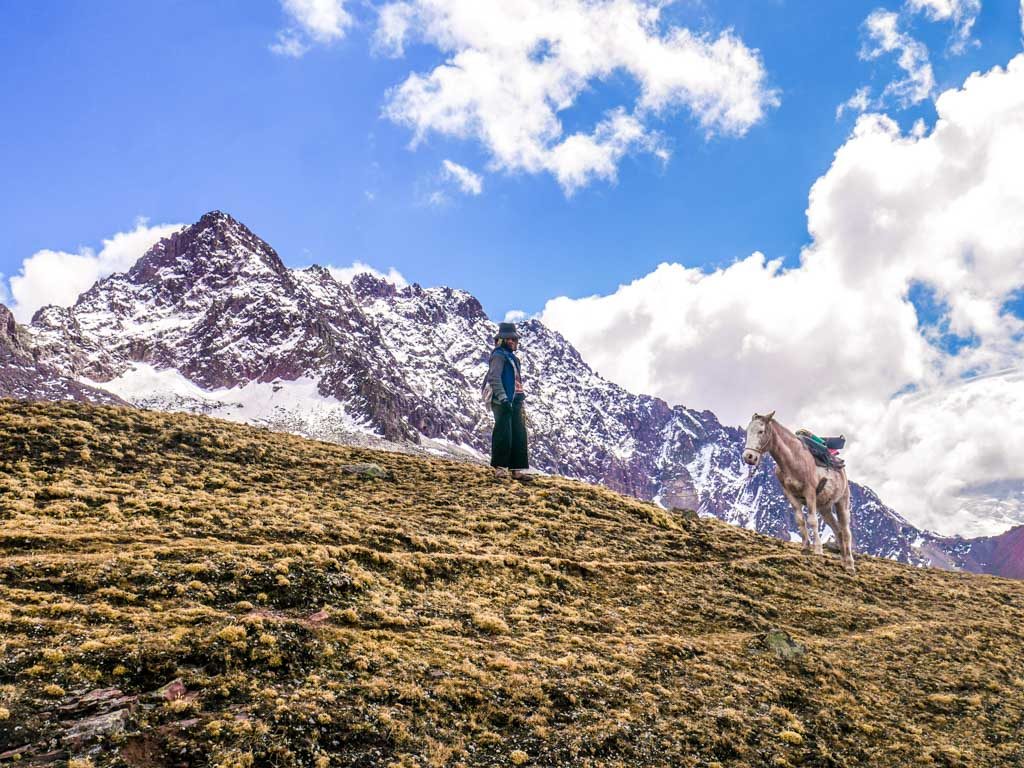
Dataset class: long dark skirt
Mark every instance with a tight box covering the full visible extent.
[490,398,528,470]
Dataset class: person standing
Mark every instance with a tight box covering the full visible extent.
[485,322,530,480]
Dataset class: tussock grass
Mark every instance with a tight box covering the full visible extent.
[1,400,1024,766]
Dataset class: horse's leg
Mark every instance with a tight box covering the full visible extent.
[835,489,856,574]
[781,487,810,553]
[806,493,823,556]
[819,503,840,551]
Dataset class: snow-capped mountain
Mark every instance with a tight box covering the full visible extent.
[3,211,1018,575]
[0,304,125,406]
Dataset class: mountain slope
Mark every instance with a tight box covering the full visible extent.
[0,304,125,407]
[11,211,1010,575]
[1,400,1023,767]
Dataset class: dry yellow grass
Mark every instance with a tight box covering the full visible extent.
[1,399,1024,766]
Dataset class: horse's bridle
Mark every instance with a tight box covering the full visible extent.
[744,420,773,464]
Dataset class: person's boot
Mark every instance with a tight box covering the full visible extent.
[511,469,534,482]
[493,467,510,481]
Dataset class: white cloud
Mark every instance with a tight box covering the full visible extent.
[861,9,935,106]
[7,219,183,322]
[270,30,311,58]
[378,0,777,193]
[425,190,450,207]
[327,261,408,287]
[504,309,528,323]
[855,369,1024,537]
[541,55,1024,536]
[374,1,415,56]
[906,0,981,53]
[441,159,483,195]
[272,0,352,56]
[836,85,873,119]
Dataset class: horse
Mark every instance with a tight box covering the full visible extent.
[742,411,855,573]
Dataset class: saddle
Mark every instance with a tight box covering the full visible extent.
[796,430,846,470]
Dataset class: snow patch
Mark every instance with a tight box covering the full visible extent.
[91,364,378,442]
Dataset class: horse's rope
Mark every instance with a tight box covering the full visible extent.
[733,422,772,516]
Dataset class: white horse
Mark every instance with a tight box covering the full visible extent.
[742,412,855,573]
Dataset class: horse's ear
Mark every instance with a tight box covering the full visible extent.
[765,410,776,423]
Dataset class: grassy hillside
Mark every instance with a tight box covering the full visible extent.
[1,401,1023,767]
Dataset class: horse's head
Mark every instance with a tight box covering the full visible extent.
[742,411,776,466]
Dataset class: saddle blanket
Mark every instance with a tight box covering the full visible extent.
[798,434,845,470]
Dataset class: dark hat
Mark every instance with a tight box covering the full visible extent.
[496,322,520,340]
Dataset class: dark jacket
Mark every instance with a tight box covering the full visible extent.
[486,347,521,403]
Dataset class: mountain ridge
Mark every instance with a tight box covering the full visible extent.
[2,210,1017,576]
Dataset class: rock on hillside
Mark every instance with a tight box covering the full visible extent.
[8,211,1011,576]
[1,400,1023,767]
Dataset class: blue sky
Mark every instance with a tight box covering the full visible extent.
[2,0,1020,321]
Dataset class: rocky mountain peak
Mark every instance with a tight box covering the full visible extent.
[349,272,399,300]
[125,209,290,289]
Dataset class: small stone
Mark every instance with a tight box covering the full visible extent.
[31,750,69,764]
[64,709,128,747]
[80,687,123,704]
[307,610,330,624]
[340,463,392,480]
[154,679,187,702]
[763,629,805,661]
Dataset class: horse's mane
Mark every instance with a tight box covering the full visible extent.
[768,419,797,440]
[754,414,797,443]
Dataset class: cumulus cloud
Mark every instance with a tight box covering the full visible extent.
[378,0,777,193]
[541,55,1024,536]
[7,219,183,322]
[374,1,415,56]
[856,369,1024,537]
[906,0,981,53]
[441,159,483,195]
[327,261,408,287]
[861,9,936,106]
[504,309,528,323]
[271,0,352,57]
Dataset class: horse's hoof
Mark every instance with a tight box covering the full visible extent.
[801,547,812,556]
[814,548,824,557]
